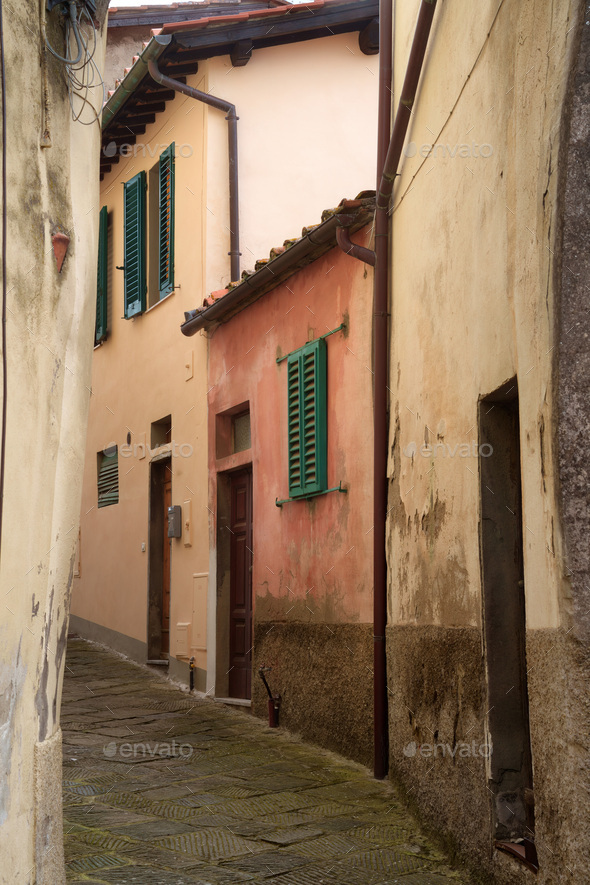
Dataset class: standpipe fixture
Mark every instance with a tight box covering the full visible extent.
[148,51,241,282]
[258,666,281,728]
[335,0,438,778]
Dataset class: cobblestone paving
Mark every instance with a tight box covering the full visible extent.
[62,639,472,885]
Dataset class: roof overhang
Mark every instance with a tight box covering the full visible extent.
[180,193,375,336]
[100,0,379,178]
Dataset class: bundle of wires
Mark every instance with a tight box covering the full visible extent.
[45,1,106,127]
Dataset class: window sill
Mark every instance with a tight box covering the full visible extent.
[145,290,175,314]
[275,482,347,507]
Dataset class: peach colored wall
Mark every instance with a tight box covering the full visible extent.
[72,84,210,673]
[207,234,374,633]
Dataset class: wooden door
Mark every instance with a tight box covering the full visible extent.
[161,479,172,655]
[229,470,253,699]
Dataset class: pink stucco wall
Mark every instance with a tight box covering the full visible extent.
[207,233,374,628]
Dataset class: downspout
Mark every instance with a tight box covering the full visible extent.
[335,0,437,778]
[373,0,438,780]
[148,53,241,281]
[372,0,393,781]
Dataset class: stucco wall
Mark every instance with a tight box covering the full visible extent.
[385,0,585,881]
[207,240,375,762]
[73,35,378,697]
[72,85,210,678]
[0,2,107,881]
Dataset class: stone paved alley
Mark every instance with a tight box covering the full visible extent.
[62,639,472,885]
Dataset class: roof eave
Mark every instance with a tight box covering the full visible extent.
[180,198,375,337]
[101,33,172,130]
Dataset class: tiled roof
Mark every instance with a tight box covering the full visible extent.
[108,1,290,28]
[181,191,375,335]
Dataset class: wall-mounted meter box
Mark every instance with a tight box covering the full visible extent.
[167,505,182,538]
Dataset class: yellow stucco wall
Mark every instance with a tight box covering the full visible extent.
[387,0,575,630]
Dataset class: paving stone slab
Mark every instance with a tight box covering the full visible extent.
[94,868,207,884]
[219,850,310,877]
[109,818,199,838]
[64,805,159,828]
[342,847,434,876]
[258,812,317,827]
[66,853,131,873]
[258,826,324,846]
[265,862,384,885]
[154,828,265,861]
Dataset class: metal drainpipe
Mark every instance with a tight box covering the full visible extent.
[335,222,376,266]
[147,58,241,282]
[372,0,394,782]
[333,3,437,778]
[373,0,438,780]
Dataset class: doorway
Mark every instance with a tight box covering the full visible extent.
[479,381,534,842]
[147,458,172,660]
[228,469,253,699]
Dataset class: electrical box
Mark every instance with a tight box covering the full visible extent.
[167,505,182,538]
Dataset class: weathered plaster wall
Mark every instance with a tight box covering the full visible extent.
[207,240,374,762]
[385,0,584,881]
[72,86,210,678]
[0,2,107,881]
[555,4,590,879]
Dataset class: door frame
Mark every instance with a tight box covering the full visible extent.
[215,464,253,699]
[147,455,172,660]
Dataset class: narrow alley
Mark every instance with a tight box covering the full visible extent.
[62,639,470,885]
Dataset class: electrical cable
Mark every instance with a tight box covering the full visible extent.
[0,0,8,565]
[45,1,82,66]
[46,2,105,128]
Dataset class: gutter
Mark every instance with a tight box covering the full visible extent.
[180,196,375,335]
[147,52,241,282]
[101,35,169,130]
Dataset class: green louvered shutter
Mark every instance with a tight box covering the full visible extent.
[159,143,175,298]
[123,171,146,318]
[97,447,119,508]
[95,205,108,344]
[287,338,327,498]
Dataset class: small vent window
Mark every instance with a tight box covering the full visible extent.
[233,412,251,453]
[97,446,119,508]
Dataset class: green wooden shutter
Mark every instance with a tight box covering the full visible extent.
[123,171,146,318]
[287,338,327,498]
[158,143,175,298]
[95,205,108,344]
[97,447,119,508]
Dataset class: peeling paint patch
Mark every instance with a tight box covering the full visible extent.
[0,635,25,826]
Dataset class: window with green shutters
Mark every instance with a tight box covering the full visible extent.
[123,170,146,318]
[287,338,327,498]
[97,446,119,508]
[95,205,108,345]
[158,143,175,298]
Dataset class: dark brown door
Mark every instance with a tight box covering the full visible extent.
[161,479,172,655]
[229,469,253,699]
